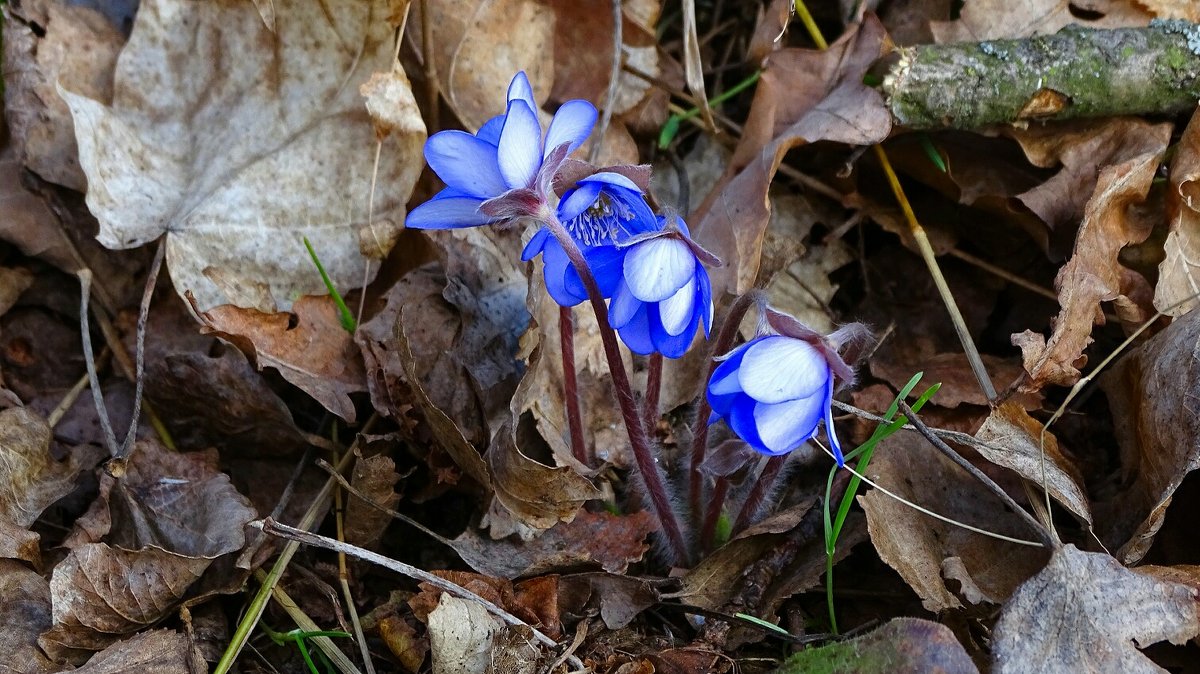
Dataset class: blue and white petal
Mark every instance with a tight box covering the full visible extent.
[424,131,507,199]
[496,100,543,189]
[753,393,824,454]
[405,193,490,230]
[738,336,828,404]
[623,237,696,302]
[544,100,597,158]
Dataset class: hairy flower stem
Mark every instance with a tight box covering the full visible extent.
[691,291,764,536]
[541,215,690,564]
[643,353,663,436]
[699,478,730,552]
[734,454,788,533]
[559,305,589,465]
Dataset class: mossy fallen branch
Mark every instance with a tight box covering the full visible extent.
[883,20,1200,129]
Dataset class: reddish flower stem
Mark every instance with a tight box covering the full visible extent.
[691,291,764,535]
[559,305,589,465]
[734,454,788,533]
[699,477,730,553]
[642,353,663,437]
[541,215,690,565]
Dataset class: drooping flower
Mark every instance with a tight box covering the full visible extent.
[406,72,598,230]
[521,171,657,306]
[706,312,866,466]
[607,216,718,359]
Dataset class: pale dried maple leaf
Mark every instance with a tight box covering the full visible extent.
[61,0,425,312]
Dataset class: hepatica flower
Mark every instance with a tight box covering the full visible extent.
[608,216,718,359]
[406,72,597,229]
[706,312,863,465]
[521,171,657,306]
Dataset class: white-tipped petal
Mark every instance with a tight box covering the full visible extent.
[738,336,828,404]
[506,71,537,111]
[623,238,695,302]
[658,279,695,336]
[544,100,597,158]
[497,100,543,188]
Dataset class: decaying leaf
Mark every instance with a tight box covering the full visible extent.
[197,295,367,422]
[0,406,82,565]
[1136,0,1200,20]
[861,434,1050,611]
[427,594,500,674]
[61,0,425,312]
[410,571,559,641]
[931,0,1151,42]
[548,0,661,117]
[1012,144,1165,389]
[690,16,891,299]
[774,618,978,674]
[1156,108,1200,316]
[3,0,124,191]
[43,441,256,660]
[451,509,656,579]
[72,629,206,674]
[0,559,56,674]
[993,545,1199,673]
[974,401,1092,526]
[0,143,78,272]
[557,572,661,630]
[344,451,401,550]
[1099,309,1200,563]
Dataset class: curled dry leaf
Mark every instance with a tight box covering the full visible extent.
[72,630,206,674]
[408,0,554,130]
[427,594,500,674]
[0,407,79,565]
[43,441,256,660]
[410,570,559,640]
[930,0,1151,42]
[61,0,425,312]
[3,0,124,190]
[774,618,978,674]
[451,509,655,579]
[198,295,367,423]
[0,559,55,674]
[975,402,1092,526]
[690,16,891,299]
[557,572,661,630]
[1099,309,1200,563]
[1012,145,1165,390]
[344,451,401,550]
[860,434,1051,612]
[992,545,1199,674]
[1156,107,1200,316]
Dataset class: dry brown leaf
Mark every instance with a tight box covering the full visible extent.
[548,0,661,116]
[198,295,367,422]
[1156,108,1200,316]
[378,615,428,673]
[975,402,1092,526]
[1007,118,1172,234]
[3,0,124,190]
[488,625,543,674]
[993,545,1199,673]
[427,594,500,674]
[0,559,56,674]
[451,509,655,579]
[44,441,256,660]
[72,630,206,674]
[409,0,555,131]
[871,353,1039,409]
[1098,309,1200,563]
[775,618,978,674]
[0,407,77,530]
[1013,145,1165,390]
[861,434,1051,611]
[747,0,794,64]
[0,143,78,272]
[1136,0,1200,19]
[344,451,401,550]
[557,573,660,629]
[690,16,891,299]
[61,0,424,312]
[931,0,1151,41]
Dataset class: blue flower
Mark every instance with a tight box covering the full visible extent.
[406,72,598,230]
[521,172,657,306]
[707,325,850,465]
[608,217,716,359]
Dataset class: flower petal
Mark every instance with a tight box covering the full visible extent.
[616,303,655,355]
[424,131,508,198]
[738,336,829,404]
[729,396,768,453]
[557,182,604,222]
[405,193,490,229]
[477,114,505,145]
[753,390,824,454]
[623,238,696,302]
[708,342,753,398]
[497,100,543,189]
[506,71,538,113]
[823,380,844,466]
[696,268,714,336]
[541,237,586,306]
[608,282,641,329]
[544,100,597,158]
[582,245,626,299]
[650,305,699,358]
[521,227,551,262]
[582,171,641,192]
[658,278,696,336]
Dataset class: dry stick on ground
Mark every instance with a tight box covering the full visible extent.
[255,518,587,672]
[251,569,364,674]
[331,450,376,674]
[884,22,1200,129]
[896,400,1058,549]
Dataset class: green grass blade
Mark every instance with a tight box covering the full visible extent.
[302,236,357,333]
[657,71,761,149]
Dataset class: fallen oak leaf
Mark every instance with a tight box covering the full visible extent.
[1156,107,1200,316]
[195,294,367,423]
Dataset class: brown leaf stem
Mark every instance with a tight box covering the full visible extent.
[559,305,590,465]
